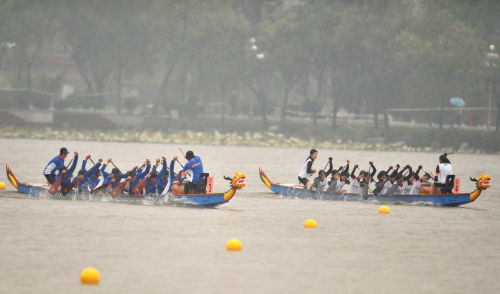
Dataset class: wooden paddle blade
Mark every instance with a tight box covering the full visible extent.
[132,178,147,195]
[91,184,108,195]
[61,180,79,196]
[48,177,62,195]
[110,181,127,198]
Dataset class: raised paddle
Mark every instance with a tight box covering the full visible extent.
[110,181,127,198]
[48,176,62,195]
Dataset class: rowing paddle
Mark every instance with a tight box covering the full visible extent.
[110,161,121,173]
[110,181,127,198]
[48,177,62,195]
[91,184,107,195]
[132,178,147,195]
[61,180,79,196]
[177,148,192,177]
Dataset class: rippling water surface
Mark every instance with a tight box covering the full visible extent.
[0,138,499,294]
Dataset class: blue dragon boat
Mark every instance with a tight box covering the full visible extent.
[5,164,245,207]
[259,167,490,207]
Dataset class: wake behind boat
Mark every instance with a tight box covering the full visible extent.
[6,164,246,207]
[259,167,490,207]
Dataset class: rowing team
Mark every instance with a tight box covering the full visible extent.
[298,149,454,196]
[42,147,205,195]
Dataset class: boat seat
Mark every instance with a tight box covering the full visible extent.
[197,173,209,193]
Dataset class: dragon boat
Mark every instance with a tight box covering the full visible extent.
[259,167,490,207]
[5,164,246,207]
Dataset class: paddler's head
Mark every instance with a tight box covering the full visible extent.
[378,171,387,181]
[319,170,326,180]
[310,149,318,160]
[92,170,101,179]
[127,170,137,181]
[162,170,169,181]
[60,147,69,159]
[422,173,431,183]
[78,169,87,177]
[439,153,451,164]
[331,170,339,180]
[340,171,349,181]
[185,151,195,161]
[149,170,158,182]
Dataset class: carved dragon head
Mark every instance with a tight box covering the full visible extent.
[224,172,246,190]
[471,174,491,190]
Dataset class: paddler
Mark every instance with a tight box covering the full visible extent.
[124,159,151,194]
[310,157,333,191]
[298,149,318,190]
[144,157,168,194]
[74,155,103,192]
[435,153,454,188]
[182,151,204,194]
[55,152,79,189]
[43,147,69,185]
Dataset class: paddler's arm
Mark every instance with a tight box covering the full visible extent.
[68,152,79,174]
[157,157,168,178]
[350,164,358,179]
[325,157,333,176]
[82,155,90,171]
[414,165,422,180]
[137,160,151,178]
[86,158,102,176]
[369,162,377,178]
[389,164,400,177]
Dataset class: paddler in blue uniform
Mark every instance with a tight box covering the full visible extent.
[74,155,103,192]
[144,157,172,194]
[182,151,204,194]
[43,147,69,185]
[55,152,79,189]
[123,159,151,194]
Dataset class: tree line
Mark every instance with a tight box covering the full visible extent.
[0,0,498,130]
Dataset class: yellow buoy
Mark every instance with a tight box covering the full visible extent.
[80,267,100,285]
[379,205,391,214]
[304,219,318,228]
[0,182,6,190]
[226,239,242,251]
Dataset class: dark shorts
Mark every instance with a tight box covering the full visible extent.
[298,177,309,187]
[44,174,56,185]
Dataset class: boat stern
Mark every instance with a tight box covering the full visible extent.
[259,167,272,190]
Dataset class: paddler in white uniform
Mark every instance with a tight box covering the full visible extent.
[298,149,318,190]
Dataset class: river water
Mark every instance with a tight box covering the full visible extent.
[0,138,499,294]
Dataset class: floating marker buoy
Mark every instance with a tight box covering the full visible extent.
[80,267,100,285]
[0,182,5,190]
[379,205,391,214]
[226,239,242,251]
[304,219,318,228]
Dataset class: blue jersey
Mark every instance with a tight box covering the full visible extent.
[183,156,204,184]
[74,161,101,192]
[43,155,65,175]
[55,155,78,187]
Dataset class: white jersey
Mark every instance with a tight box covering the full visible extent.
[409,181,421,195]
[381,180,393,195]
[299,158,313,179]
[401,181,413,195]
[347,178,361,194]
[317,178,328,191]
[438,163,453,184]
[335,179,346,193]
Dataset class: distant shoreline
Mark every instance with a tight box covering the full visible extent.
[0,125,489,154]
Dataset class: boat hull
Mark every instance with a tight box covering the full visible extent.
[260,167,481,207]
[6,164,236,207]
